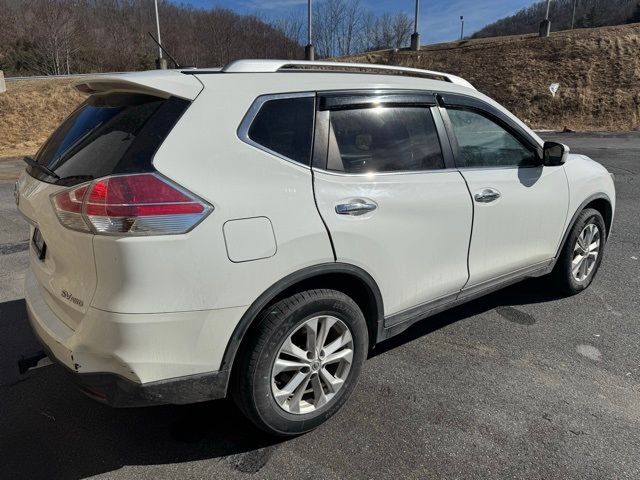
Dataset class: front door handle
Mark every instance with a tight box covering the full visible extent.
[335,200,377,215]
[474,188,501,203]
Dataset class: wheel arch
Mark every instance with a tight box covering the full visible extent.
[555,193,613,260]
[584,197,613,238]
[220,263,384,394]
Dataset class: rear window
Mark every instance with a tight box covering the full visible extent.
[30,93,189,185]
[247,97,314,166]
[327,106,445,174]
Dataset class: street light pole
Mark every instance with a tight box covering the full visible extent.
[305,0,314,60]
[410,0,420,51]
[460,15,464,41]
[539,0,552,37]
[571,0,577,29]
[154,0,167,69]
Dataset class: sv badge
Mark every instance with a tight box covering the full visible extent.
[61,290,84,307]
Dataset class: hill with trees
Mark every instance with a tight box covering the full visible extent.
[0,0,414,77]
[472,0,640,38]
[0,0,303,76]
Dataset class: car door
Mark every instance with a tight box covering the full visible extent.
[312,91,473,319]
[439,96,569,289]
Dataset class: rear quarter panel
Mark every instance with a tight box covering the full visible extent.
[90,77,334,313]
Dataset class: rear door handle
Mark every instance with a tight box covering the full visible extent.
[474,188,501,203]
[335,200,377,215]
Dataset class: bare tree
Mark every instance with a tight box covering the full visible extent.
[0,0,304,75]
[337,0,363,56]
[307,0,411,57]
[272,15,305,58]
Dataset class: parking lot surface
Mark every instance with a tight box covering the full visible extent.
[0,132,638,480]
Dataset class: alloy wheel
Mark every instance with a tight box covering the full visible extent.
[271,315,353,415]
[572,223,600,282]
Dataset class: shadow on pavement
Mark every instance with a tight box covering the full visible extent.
[0,277,562,480]
[0,299,281,480]
[372,277,563,357]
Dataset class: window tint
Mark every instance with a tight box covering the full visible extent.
[327,107,444,174]
[447,108,538,168]
[32,93,189,186]
[248,97,314,165]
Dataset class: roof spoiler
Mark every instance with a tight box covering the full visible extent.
[73,71,203,100]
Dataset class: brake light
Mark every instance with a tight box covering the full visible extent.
[51,174,212,235]
[51,184,91,232]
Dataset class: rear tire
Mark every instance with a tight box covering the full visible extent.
[552,208,606,295]
[231,289,368,436]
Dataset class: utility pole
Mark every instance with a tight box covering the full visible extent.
[539,0,551,37]
[154,0,167,69]
[460,16,464,41]
[571,0,578,29]
[305,0,314,60]
[410,0,420,51]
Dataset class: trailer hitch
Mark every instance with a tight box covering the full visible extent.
[18,350,52,374]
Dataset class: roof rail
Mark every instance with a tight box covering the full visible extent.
[221,59,475,90]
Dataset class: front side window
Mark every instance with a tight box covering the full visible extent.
[248,96,314,166]
[327,106,445,174]
[446,108,538,168]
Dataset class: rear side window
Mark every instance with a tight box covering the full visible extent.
[327,107,444,174]
[31,93,189,185]
[247,97,314,166]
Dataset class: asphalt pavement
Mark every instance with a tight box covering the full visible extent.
[0,132,638,480]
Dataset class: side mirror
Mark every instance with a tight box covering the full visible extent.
[543,141,570,166]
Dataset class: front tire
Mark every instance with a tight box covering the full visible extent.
[231,289,368,436]
[552,208,606,294]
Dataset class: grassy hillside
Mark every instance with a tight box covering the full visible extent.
[344,24,640,132]
[0,79,84,157]
[472,0,640,38]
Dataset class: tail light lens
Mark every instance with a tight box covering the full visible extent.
[51,173,212,235]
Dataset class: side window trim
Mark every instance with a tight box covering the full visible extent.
[430,106,456,170]
[438,104,542,170]
[237,91,316,168]
[312,108,329,170]
[318,90,437,111]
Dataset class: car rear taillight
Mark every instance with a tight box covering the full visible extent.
[51,173,212,235]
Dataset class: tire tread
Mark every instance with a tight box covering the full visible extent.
[230,289,366,435]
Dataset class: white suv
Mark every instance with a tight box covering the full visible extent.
[16,60,615,436]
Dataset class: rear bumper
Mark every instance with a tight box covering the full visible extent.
[24,270,244,406]
[33,336,228,407]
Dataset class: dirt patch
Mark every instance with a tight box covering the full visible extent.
[0,79,84,158]
[342,24,640,132]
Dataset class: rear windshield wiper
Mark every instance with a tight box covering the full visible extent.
[23,156,60,180]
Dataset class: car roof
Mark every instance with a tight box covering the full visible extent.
[73,59,476,101]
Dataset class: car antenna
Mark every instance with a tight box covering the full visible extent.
[147,32,192,69]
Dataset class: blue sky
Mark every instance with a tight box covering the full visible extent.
[180,0,537,43]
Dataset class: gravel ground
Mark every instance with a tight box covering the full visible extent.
[0,132,638,480]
